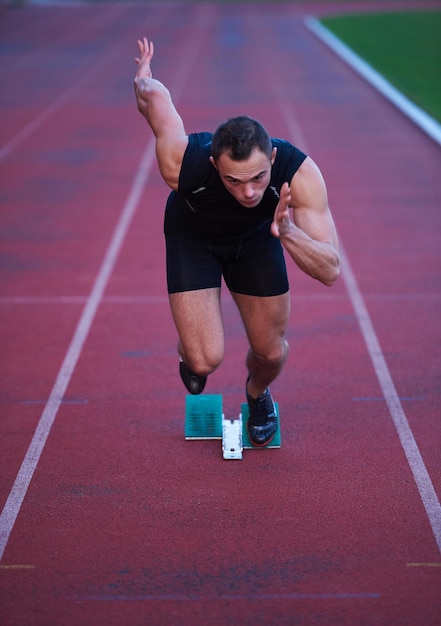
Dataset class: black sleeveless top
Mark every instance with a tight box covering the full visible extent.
[166,132,307,238]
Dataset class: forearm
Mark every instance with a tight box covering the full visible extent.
[280,223,340,286]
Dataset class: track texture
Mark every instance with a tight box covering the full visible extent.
[1,2,440,624]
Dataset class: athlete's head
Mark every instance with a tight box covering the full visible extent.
[210,116,277,208]
[211,116,272,161]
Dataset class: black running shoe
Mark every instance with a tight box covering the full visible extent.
[179,359,207,395]
[246,379,278,447]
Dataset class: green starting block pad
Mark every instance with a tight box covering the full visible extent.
[241,402,281,449]
[185,394,281,457]
[185,394,223,439]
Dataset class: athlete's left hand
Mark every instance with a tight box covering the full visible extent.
[270,182,294,238]
[135,37,154,79]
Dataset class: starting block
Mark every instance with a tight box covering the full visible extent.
[185,394,223,439]
[222,416,243,460]
[185,394,281,460]
[240,402,281,449]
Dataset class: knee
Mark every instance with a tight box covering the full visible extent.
[186,349,224,378]
[254,338,289,368]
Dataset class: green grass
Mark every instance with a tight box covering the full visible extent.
[321,11,441,123]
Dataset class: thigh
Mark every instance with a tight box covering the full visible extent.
[169,287,225,368]
[231,291,290,355]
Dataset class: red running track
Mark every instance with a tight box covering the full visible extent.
[1,2,440,624]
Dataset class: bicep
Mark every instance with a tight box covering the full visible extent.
[155,132,188,191]
[290,157,338,247]
[152,102,188,190]
[135,78,188,190]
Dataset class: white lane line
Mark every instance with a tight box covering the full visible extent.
[71,592,381,601]
[0,78,90,162]
[1,293,439,305]
[340,246,441,553]
[0,6,164,161]
[0,296,170,305]
[0,3,215,561]
[0,141,156,561]
[304,16,441,146]
[259,14,441,553]
[303,15,441,552]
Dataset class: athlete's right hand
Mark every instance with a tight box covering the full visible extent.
[135,37,154,79]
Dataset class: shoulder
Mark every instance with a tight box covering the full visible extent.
[289,156,328,211]
[270,138,307,186]
[272,138,307,163]
[184,132,213,156]
[182,132,213,171]
[292,156,326,188]
[179,132,214,191]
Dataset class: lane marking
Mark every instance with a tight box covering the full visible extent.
[352,397,425,402]
[300,16,441,556]
[18,399,89,405]
[0,564,35,570]
[71,592,380,601]
[1,292,439,306]
[0,294,346,305]
[340,247,441,553]
[0,141,156,562]
[0,296,170,305]
[256,14,441,554]
[407,563,441,568]
[0,7,167,162]
[0,3,216,562]
[0,85,83,161]
[304,16,441,146]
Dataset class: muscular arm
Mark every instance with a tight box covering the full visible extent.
[134,38,188,190]
[270,157,340,286]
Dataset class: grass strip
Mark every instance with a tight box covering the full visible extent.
[321,11,441,122]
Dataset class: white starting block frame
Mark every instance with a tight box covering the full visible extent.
[222,416,243,460]
[185,394,280,460]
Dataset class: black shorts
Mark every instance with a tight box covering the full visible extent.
[164,210,289,296]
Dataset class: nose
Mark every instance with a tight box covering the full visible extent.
[242,183,254,199]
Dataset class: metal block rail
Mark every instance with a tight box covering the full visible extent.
[185,394,281,460]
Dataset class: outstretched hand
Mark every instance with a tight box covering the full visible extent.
[270,182,294,239]
[135,37,154,79]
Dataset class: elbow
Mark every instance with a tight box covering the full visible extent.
[321,254,341,287]
[323,269,340,287]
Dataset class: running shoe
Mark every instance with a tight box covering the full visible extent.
[246,378,278,446]
[179,358,207,395]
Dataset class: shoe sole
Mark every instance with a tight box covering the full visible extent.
[246,425,277,448]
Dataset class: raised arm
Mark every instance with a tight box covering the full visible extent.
[134,37,188,190]
[270,157,340,286]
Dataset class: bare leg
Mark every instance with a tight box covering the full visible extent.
[231,291,290,398]
[169,287,225,377]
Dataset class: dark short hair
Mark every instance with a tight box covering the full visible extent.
[211,116,272,161]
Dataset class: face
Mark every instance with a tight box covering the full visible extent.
[210,147,277,208]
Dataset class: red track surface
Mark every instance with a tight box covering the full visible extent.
[1,2,440,624]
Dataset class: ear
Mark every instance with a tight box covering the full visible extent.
[270,147,277,166]
[209,156,218,170]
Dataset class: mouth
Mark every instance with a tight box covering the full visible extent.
[241,198,258,207]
